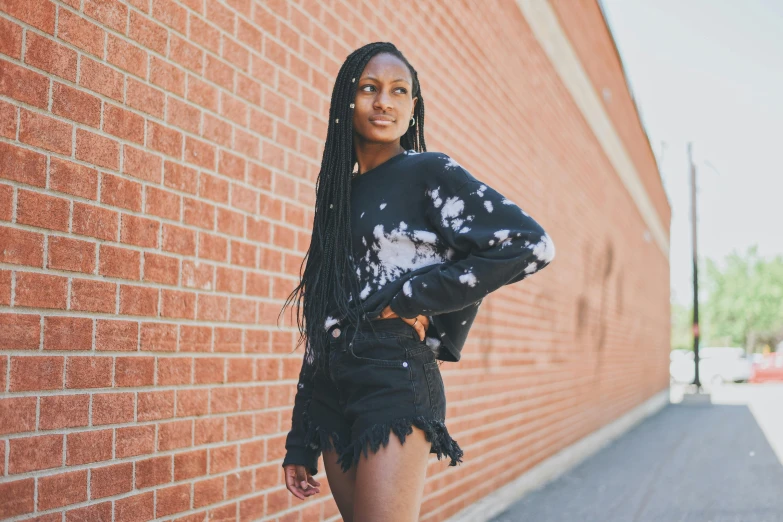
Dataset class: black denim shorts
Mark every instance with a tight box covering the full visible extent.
[303,317,464,473]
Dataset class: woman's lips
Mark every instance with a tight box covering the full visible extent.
[369,119,394,126]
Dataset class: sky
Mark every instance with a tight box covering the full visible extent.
[599,0,783,305]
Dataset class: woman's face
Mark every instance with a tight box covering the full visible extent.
[352,53,418,146]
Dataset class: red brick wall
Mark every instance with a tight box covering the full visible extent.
[0,0,670,521]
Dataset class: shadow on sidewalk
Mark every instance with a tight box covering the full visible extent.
[491,394,783,522]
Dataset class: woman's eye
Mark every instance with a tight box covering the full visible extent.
[360,85,407,94]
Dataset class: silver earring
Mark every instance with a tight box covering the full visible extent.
[410,117,416,127]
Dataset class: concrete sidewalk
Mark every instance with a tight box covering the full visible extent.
[490,384,783,522]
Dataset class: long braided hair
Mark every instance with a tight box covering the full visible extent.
[279,42,427,375]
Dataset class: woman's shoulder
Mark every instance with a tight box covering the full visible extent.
[408,150,473,189]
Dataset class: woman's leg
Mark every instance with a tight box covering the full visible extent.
[352,425,431,522]
[323,437,357,522]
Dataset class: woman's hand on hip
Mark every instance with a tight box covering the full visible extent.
[379,305,429,341]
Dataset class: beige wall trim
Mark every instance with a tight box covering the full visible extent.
[446,389,670,522]
[516,0,670,257]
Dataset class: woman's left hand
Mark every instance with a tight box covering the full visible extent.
[379,305,429,341]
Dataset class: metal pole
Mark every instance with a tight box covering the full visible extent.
[689,142,701,390]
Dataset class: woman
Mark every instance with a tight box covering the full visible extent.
[280,42,555,520]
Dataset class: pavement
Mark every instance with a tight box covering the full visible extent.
[489,383,783,522]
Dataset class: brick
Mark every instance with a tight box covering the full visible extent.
[119,285,158,316]
[96,319,138,351]
[194,417,223,445]
[208,444,236,474]
[194,357,224,384]
[99,245,141,280]
[211,387,239,414]
[167,95,201,134]
[156,484,191,517]
[203,113,232,148]
[115,492,154,522]
[157,419,192,451]
[65,501,112,522]
[72,202,119,241]
[153,0,187,33]
[161,224,196,255]
[174,449,207,481]
[143,253,179,285]
[226,414,252,441]
[107,34,148,79]
[65,356,112,389]
[124,145,163,183]
[163,160,198,194]
[16,189,69,231]
[116,425,155,458]
[9,434,63,473]
[0,226,44,266]
[216,208,244,237]
[0,269,10,304]
[79,56,123,101]
[84,0,128,33]
[0,397,36,435]
[135,456,171,488]
[0,313,40,350]
[48,236,96,274]
[226,469,253,498]
[39,395,90,430]
[176,388,208,417]
[140,322,177,352]
[150,56,185,97]
[196,294,227,322]
[181,260,213,291]
[158,357,192,385]
[0,479,34,518]
[170,34,203,72]
[202,233,230,264]
[70,279,116,314]
[145,185,181,220]
[92,392,135,425]
[137,390,174,421]
[193,476,223,508]
[115,356,154,387]
[129,11,167,55]
[0,183,14,221]
[66,429,112,465]
[44,316,93,350]
[147,119,183,158]
[91,462,133,499]
[104,104,145,144]
[18,109,72,155]
[183,136,215,170]
[15,272,67,309]
[186,75,217,112]
[25,32,77,81]
[10,355,63,391]
[0,102,15,140]
[0,60,49,109]
[161,289,195,319]
[75,129,120,170]
[228,358,254,383]
[100,173,142,212]
[51,83,102,128]
[183,197,215,229]
[0,17,23,59]
[37,470,87,510]
[58,8,104,57]
[120,214,159,248]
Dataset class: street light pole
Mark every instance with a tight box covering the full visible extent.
[688,142,701,390]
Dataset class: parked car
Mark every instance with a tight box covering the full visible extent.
[669,347,752,385]
[750,353,783,383]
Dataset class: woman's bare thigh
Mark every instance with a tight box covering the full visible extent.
[352,425,431,522]
[323,442,357,522]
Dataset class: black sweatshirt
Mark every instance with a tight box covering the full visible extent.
[282,149,556,474]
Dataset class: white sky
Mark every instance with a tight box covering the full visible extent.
[600,0,783,305]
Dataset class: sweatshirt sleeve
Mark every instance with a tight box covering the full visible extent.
[388,156,555,319]
[281,341,320,476]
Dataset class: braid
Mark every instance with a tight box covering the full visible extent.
[280,42,427,374]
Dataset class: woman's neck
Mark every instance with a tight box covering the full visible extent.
[353,143,405,176]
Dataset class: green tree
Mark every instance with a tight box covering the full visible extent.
[702,245,783,351]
